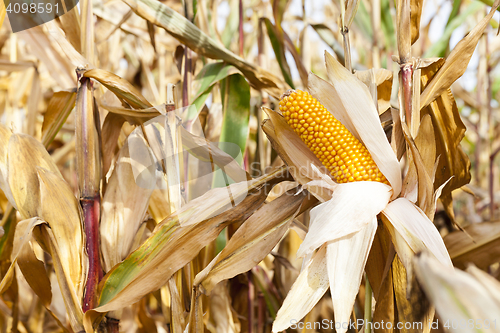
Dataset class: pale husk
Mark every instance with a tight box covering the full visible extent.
[272,245,329,332]
[414,252,500,328]
[382,198,452,267]
[298,181,391,258]
[326,218,377,333]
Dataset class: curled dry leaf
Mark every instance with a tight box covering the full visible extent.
[419,60,471,222]
[195,188,306,294]
[82,68,153,109]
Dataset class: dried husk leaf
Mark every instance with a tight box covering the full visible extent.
[195,188,306,293]
[419,60,471,222]
[382,198,452,267]
[7,133,62,218]
[400,119,434,217]
[420,0,500,108]
[37,225,85,332]
[444,221,500,269]
[366,222,395,300]
[354,68,393,114]
[100,130,155,272]
[414,252,500,327]
[466,265,500,302]
[298,181,391,258]
[41,90,77,147]
[205,283,240,333]
[272,245,329,332]
[0,125,14,210]
[392,256,434,333]
[309,52,402,198]
[82,68,153,109]
[410,0,423,44]
[326,218,377,333]
[37,167,86,297]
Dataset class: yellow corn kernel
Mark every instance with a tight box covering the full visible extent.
[279,89,389,185]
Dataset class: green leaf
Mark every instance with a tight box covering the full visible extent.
[213,74,250,187]
[187,62,238,121]
[262,18,294,89]
[380,0,396,48]
[221,0,240,48]
[193,62,237,100]
[424,1,483,58]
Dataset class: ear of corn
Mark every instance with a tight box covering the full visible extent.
[279,90,389,185]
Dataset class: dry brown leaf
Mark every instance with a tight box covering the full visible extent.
[205,283,240,333]
[366,221,394,300]
[410,0,424,45]
[41,90,77,147]
[419,60,471,223]
[444,221,500,269]
[392,256,434,333]
[57,7,81,53]
[400,120,434,216]
[101,112,126,181]
[7,133,61,219]
[37,167,86,297]
[83,68,153,109]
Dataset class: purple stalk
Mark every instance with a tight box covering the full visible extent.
[401,63,414,126]
[81,196,101,311]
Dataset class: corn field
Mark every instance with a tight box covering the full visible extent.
[0,0,499,331]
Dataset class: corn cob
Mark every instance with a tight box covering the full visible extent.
[279,90,389,185]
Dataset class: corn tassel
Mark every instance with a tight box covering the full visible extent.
[279,90,389,184]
